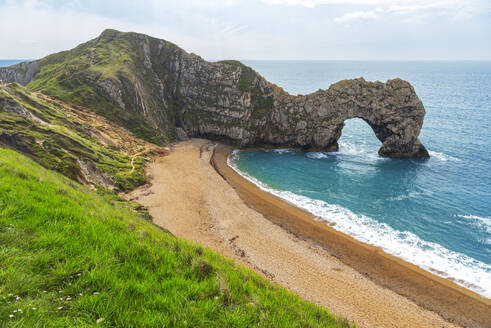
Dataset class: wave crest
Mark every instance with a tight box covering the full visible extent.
[228,151,491,298]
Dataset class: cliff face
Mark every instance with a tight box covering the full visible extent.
[0,60,40,86]
[0,29,429,158]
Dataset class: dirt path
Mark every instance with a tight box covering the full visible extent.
[128,139,463,328]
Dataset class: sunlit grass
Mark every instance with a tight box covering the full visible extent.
[0,148,354,327]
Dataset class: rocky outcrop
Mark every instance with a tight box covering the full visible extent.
[0,60,40,86]
[0,29,429,158]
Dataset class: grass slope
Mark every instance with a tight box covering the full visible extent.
[26,29,170,145]
[0,148,353,327]
[0,82,152,191]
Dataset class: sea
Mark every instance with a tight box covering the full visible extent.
[0,60,25,67]
[2,59,490,298]
[231,60,491,298]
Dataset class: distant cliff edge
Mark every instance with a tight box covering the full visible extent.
[0,29,429,158]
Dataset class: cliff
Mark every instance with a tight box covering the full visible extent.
[0,82,161,190]
[0,29,429,158]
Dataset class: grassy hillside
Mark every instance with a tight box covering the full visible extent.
[0,148,353,327]
[26,29,174,145]
[0,82,158,191]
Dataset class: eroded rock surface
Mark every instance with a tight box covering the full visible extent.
[0,29,429,158]
[0,61,40,86]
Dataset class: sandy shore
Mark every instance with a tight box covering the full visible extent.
[129,139,490,328]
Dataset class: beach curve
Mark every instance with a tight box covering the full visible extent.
[129,139,490,328]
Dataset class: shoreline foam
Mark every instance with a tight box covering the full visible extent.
[211,143,491,328]
[227,149,491,299]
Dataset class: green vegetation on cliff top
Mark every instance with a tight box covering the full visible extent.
[26,29,168,145]
[0,148,353,327]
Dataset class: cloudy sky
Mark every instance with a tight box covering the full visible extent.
[1,0,490,60]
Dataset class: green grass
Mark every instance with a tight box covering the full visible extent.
[0,83,147,191]
[25,30,168,145]
[0,148,354,327]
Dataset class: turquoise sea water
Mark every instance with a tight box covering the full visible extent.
[231,61,491,298]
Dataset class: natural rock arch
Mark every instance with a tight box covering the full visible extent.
[252,78,429,158]
[0,30,429,158]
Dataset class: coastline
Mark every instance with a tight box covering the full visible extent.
[129,139,487,328]
[211,143,491,328]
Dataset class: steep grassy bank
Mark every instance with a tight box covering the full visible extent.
[0,148,353,327]
[0,82,158,191]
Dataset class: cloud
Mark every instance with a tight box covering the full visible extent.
[0,0,489,60]
[333,9,382,23]
[333,0,482,24]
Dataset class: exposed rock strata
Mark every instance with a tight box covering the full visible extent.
[0,60,40,86]
[0,29,429,158]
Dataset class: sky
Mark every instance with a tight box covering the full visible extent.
[1,0,490,60]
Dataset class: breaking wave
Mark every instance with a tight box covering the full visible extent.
[228,150,491,298]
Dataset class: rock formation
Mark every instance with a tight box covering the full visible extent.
[0,60,40,86]
[0,29,429,158]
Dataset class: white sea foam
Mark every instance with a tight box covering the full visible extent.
[306,141,382,161]
[228,151,491,298]
[338,140,368,156]
[306,152,329,159]
[457,215,491,234]
[428,150,460,162]
[266,148,295,154]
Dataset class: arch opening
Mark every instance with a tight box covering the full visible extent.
[335,118,381,156]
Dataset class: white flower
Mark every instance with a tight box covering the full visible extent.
[9,314,14,318]
[32,307,37,310]
[58,306,63,310]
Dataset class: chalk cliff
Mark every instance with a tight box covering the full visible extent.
[0,29,429,157]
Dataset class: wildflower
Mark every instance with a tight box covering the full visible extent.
[9,314,14,318]
[32,307,37,310]
[96,318,105,324]
[58,306,63,310]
